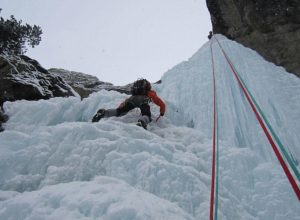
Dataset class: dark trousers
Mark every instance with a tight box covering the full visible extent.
[117,95,151,120]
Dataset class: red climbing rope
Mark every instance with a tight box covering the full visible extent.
[209,40,217,220]
[214,36,300,201]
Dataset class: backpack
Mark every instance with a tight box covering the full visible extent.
[131,79,151,95]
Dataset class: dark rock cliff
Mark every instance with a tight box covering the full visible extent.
[0,55,77,106]
[206,0,300,77]
[48,68,132,99]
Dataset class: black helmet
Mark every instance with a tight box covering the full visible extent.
[131,78,151,95]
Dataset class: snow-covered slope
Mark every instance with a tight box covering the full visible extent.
[0,35,299,220]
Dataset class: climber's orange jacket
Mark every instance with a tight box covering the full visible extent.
[147,90,166,115]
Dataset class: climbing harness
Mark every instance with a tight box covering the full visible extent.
[213,35,300,201]
[209,39,220,220]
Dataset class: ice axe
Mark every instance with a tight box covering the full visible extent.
[155,115,162,122]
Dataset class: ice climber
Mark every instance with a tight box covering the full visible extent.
[92,78,166,129]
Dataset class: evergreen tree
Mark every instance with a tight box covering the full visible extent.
[0,9,42,55]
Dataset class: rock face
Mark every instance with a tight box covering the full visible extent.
[0,55,77,105]
[206,0,300,77]
[0,108,8,132]
[48,68,132,99]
